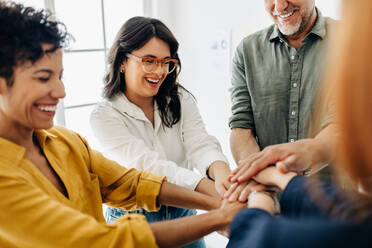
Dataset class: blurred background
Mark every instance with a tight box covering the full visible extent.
[16,1,342,247]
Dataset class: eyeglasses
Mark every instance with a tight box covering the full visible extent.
[126,53,178,74]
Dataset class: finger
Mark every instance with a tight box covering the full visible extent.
[224,182,238,198]
[233,153,267,181]
[238,184,252,202]
[236,162,268,183]
[228,183,247,202]
[276,155,297,173]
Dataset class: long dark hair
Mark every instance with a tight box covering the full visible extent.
[104,16,182,128]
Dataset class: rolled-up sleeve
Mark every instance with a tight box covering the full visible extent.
[229,41,255,130]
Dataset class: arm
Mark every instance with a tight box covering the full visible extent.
[90,105,204,191]
[180,91,231,196]
[227,208,370,248]
[230,123,337,183]
[230,128,260,164]
[150,199,246,248]
[229,42,259,163]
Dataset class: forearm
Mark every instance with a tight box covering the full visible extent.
[195,178,221,199]
[313,124,337,164]
[150,209,228,248]
[158,181,220,210]
[230,128,260,164]
[207,161,231,180]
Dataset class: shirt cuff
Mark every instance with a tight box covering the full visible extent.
[115,213,158,247]
[196,152,229,177]
[136,172,166,212]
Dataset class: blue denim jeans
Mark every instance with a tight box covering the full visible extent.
[105,205,206,248]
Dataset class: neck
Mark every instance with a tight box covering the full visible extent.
[286,8,318,50]
[125,92,154,111]
[0,115,36,150]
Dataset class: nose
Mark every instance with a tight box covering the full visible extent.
[50,79,66,99]
[274,0,289,13]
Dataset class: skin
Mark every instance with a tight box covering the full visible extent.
[123,37,232,199]
[0,43,247,248]
[264,0,317,49]
[229,124,336,185]
[247,166,297,213]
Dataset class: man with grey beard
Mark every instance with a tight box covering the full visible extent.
[226,0,337,200]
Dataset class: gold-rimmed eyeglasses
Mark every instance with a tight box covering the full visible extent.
[126,53,178,74]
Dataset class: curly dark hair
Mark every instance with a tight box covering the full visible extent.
[0,1,70,86]
[104,16,184,128]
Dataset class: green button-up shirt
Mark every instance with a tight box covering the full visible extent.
[229,10,334,149]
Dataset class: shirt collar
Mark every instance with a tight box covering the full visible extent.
[110,93,158,123]
[269,7,326,42]
[0,129,58,167]
[34,129,57,149]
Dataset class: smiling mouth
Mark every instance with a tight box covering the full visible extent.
[274,7,299,19]
[145,77,160,85]
[36,105,57,112]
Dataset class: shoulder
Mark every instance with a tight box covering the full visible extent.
[234,25,275,61]
[238,25,275,51]
[178,87,197,106]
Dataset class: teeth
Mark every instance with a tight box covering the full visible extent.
[146,78,159,84]
[38,105,57,112]
[280,11,294,18]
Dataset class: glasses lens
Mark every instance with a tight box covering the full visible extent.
[142,58,156,73]
[141,57,177,74]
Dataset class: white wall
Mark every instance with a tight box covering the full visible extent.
[153,0,342,167]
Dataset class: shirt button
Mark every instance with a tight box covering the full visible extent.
[291,55,296,60]
[293,83,297,88]
[291,111,296,116]
[290,139,295,143]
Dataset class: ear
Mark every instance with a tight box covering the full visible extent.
[120,61,127,73]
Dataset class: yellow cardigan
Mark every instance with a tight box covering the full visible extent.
[0,126,166,248]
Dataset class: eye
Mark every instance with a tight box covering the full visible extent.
[38,77,50,82]
[143,58,156,65]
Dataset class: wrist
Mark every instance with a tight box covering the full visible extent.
[248,192,275,214]
[208,161,231,181]
[276,172,297,191]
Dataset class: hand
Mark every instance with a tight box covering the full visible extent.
[253,166,297,190]
[223,180,266,202]
[230,139,322,183]
[208,161,232,197]
[217,199,247,237]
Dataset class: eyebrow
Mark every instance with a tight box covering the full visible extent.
[143,54,172,59]
[33,69,53,74]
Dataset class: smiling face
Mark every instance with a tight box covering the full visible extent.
[0,44,65,132]
[122,37,171,105]
[264,0,316,38]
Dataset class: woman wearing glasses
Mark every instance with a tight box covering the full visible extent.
[90,17,238,247]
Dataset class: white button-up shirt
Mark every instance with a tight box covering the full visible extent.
[90,90,228,190]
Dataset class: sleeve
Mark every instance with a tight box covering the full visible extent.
[90,104,203,191]
[227,208,370,248]
[180,91,230,176]
[280,176,355,219]
[0,168,158,248]
[228,40,255,130]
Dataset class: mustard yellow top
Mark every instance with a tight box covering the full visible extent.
[0,126,166,248]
